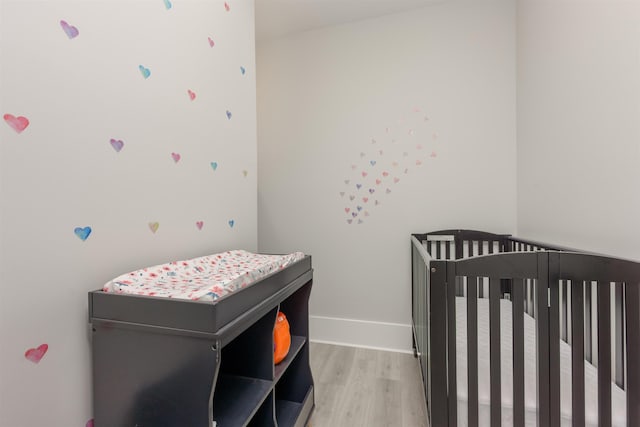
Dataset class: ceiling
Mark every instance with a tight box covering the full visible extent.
[255,0,444,42]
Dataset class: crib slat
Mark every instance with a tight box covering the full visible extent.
[549,277,561,427]
[489,277,501,427]
[584,281,592,362]
[536,255,551,427]
[626,283,640,426]
[571,280,585,427]
[597,281,611,427]
[467,276,479,427]
[447,265,458,426]
[614,282,624,388]
[512,279,525,427]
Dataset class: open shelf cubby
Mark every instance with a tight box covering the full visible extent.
[212,279,314,427]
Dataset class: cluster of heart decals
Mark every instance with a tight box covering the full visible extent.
[341,108,440,225]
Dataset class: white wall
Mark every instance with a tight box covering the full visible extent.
[0,1,256,425]
[257,0,517,351]
[517,0,640,260]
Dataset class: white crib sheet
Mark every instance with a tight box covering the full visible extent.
[102,250,305,301]
[455,297,626,427]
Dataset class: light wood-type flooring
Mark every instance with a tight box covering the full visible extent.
[307,342,429,427]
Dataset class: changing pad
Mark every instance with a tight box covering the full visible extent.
[102,250,305,301]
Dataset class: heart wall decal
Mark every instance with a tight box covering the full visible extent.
[60,20,79,39]
[148,222,159,233]
[25,344,48,364]
[74,226,92,241]
[171,153,181,163]
[110,139,124,152]
[3,114,30,133]
[139,65,151,79]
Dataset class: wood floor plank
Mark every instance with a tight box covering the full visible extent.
[308,342,428,427]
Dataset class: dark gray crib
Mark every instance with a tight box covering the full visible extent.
[89,256,314,427]
[411,230,640,427]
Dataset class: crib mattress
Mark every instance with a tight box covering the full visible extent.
[103,250,305,301]
[455,297,626,427]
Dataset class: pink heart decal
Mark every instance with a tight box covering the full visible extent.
[60,20,79,39]
[208,37,215,47]
[351,164,357,170]
[364,211,370,217]
[25,344,48,364]
[361,172,367,178]
[188,90,196,101]
[394,177,400,183]
[430,151,438,158]
[363,197,369,203]
[416,144,423,150]
[382,171,389,177]
[86,419,94,427]
[344,208,350,213]
[416,160,423,166]
[3,114,30,133]
[375,179,381,185]
[110,138,124,152]
[224,2,230,11]
[171,152,181,163]
[196,221,204,230]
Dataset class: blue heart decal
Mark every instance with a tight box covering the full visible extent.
[74,226,92,241]
[356,184,362,190]
[211,162,218,171]
[370,160,376,166]
[162,0,172,9]
[139,65,151,79]
[228,220,235,228]
[226,110,232,120]
[240,66,246,75]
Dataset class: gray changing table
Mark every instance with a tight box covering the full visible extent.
[88,255,314,427]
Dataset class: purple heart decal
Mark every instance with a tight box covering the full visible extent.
[60,20,79,39]
[110,139,124,152]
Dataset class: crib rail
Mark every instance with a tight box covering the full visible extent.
[411,231,640,427]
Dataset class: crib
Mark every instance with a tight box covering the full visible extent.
[411,230,640,427]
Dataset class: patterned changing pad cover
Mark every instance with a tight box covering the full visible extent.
[102,250,305,301]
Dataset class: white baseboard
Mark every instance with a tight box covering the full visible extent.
[309,315,413,354]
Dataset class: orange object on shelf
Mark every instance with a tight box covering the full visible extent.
[274,311,291,365]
